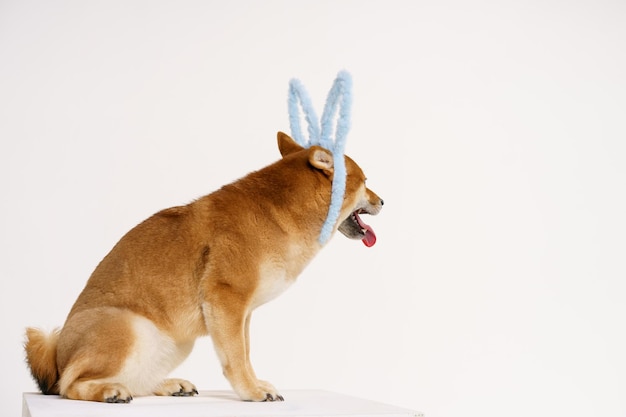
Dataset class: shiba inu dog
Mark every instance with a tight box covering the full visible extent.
[24,132,383,403]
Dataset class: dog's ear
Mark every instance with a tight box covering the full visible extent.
[277,132,304,157]
[308,146,334,175]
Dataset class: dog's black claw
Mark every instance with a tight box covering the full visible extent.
[106,395,132,404]
[172,387,197,397]
[264,393,284,402]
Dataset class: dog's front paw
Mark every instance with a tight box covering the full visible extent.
[153,378,198,397]
[237,381,283,402]
[258,380,284,401]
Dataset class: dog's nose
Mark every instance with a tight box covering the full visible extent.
[380,199,384,206]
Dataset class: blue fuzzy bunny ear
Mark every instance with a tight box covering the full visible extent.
[287,78,320,148]
[287,71,353,244]
[320,70,352,153]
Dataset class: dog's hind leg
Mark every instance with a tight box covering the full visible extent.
[63,376,134,403]
[58,308,194,402]
[57,308,136,402]
[153,378,199,396]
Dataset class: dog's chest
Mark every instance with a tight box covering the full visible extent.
[250,245,316,309]
[251,265,293,309]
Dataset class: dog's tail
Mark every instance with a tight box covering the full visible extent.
[24,327,61,395]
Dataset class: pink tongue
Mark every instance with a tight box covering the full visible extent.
[354,212,377,247]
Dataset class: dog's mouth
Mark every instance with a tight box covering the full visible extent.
[338,209,377,247]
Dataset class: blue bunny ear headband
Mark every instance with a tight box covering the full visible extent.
[287,70,353,245]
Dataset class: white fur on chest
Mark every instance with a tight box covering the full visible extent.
[250,244,318,309]
[251,261,294,309]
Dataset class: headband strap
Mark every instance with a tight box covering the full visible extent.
[287,71,353,244]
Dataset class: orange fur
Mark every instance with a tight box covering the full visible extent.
[24,328,61,395]
[24,132,383,403]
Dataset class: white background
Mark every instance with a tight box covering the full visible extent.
[1,1,625,416]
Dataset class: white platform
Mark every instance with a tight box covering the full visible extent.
[22,389,422,417]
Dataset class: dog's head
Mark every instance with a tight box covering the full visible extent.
[277,132,383,247]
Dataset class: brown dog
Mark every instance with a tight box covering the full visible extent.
[24,132,383,403]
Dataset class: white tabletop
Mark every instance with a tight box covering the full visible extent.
[22,389,422,417]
